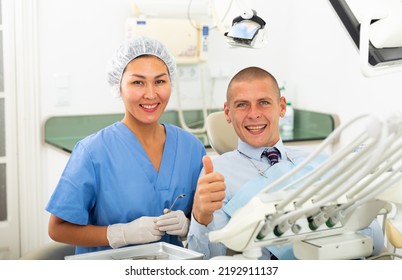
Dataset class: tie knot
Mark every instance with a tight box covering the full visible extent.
[262,148,280,165]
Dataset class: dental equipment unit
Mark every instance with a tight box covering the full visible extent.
[209,111,402,259]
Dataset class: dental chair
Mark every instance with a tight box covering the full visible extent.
[206,111,238,155]
[208,112,402,260]
[382,198,402,259]
[206,110,341,155]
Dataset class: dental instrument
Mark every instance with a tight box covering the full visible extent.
[166,194,186,213]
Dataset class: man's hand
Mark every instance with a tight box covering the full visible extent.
[192,155,226,226]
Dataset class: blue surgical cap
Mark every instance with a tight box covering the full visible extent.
[107,36,177,97]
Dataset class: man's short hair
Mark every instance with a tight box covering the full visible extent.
[226,66,280,101]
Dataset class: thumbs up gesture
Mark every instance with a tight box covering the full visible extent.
[192,155,226,226]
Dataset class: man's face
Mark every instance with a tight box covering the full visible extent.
[224,78,286,148]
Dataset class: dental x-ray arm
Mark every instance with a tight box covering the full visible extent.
[209,111,402,259]
[359,9,402,77]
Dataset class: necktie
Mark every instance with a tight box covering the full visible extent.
[262,148,280,166]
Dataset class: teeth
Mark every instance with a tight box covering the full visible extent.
[142,104,157,109]
[247,125,265,130]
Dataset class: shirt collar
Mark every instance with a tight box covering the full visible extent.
[237,138,285,161]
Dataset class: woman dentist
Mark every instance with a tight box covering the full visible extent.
[46,37,206,255]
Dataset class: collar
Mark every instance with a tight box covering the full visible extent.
[237,138,286,161]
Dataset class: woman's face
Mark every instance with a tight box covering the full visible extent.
[120,55,171,125]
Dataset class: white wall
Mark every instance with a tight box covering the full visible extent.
[38,0,402,242]
[38,0,402,121]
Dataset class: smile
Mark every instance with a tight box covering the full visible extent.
[245,124,267,131]
[140,104,158,109]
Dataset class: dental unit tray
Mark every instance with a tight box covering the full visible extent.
[209,111,402,260]
[65,242,203,260]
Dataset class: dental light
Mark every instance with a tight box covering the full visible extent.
[209,111,402,260]
[224,9,268,48]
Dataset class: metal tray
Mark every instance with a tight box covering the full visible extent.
[65,242,203,260]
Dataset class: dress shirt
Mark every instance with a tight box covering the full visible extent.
[187,139,384,259]
[187,139,316,259]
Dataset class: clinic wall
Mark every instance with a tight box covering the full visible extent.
[38,0,402,243]
[38,0,296,117]
[38,0,402,134]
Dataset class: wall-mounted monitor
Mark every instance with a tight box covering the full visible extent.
[329,0,402,67]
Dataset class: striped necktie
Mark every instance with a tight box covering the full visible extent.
[262,148,280,166]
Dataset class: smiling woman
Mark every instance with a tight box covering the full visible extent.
[45,36,206,256]
[120,55,172,131]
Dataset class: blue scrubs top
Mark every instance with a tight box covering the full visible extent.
[46,122,206,254]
